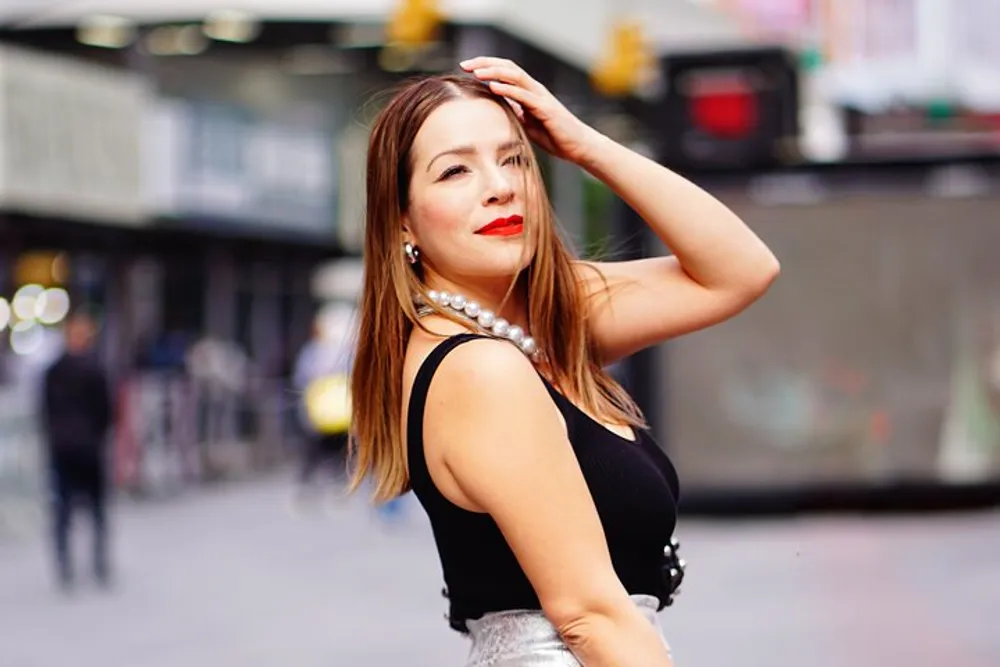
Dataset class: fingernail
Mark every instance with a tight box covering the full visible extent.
[459,60,471,67]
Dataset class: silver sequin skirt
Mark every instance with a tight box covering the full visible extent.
[464,594,670,666]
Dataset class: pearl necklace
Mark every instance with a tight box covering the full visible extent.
[416,290,540,360]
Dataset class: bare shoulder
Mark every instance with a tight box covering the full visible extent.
[422,334,558,463]
[429,333,543,397]
[405,325,560,504]
[405,313,546,401]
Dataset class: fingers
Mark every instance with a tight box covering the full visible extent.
[460,56,515,72]
[504,97,526,121]
[486,81,542,114]
[460,57,545,94]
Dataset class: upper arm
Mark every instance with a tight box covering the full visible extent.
[576,257,775,364]
[425,339,631,626]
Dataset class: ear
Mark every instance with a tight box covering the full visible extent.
[401,216,417,246]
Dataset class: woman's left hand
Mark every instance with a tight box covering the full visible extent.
[460,56,602,165]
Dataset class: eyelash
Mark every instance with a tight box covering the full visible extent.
[440,165,468,179]
[439,154,527,180]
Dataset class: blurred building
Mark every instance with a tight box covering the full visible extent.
[0,0,997,515]
[0,0,701,505]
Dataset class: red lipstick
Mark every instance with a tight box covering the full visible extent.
[476,215,524,237]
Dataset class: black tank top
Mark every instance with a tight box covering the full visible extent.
[407,334,680,633]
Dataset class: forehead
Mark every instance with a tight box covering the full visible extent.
[412,97,516,160]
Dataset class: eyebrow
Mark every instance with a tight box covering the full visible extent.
[426,140,523,172]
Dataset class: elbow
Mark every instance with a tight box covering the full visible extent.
[758,253,781,292]
[543,594,632,647]
[543,592,673,664]
[554,614,604,652]
[547,606,608,651]
[741,252,780,301]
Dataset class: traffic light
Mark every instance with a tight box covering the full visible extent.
[385,0,443,48]
[591,20,655,98]
[655,47,800,170]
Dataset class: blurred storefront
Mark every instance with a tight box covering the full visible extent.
[653,166,1000,511]
[0,42,345,506]
[0,8,632,508]
[626,0,1000,509]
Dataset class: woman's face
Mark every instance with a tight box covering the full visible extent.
[404,97,534,292]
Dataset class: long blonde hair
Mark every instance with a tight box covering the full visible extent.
[349,74,645,502]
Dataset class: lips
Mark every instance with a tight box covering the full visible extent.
[476,215,524,236]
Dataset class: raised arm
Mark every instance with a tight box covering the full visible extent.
[573,133,779,363]
[424,338,673,666]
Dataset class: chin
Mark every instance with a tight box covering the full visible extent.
[500,241,534,267]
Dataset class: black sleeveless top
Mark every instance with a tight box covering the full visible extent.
[407,334,680,633]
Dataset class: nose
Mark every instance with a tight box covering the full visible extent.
[482,165,515,206]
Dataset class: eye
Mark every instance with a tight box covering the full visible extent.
[439,165,469,180]
[503,153,527,168]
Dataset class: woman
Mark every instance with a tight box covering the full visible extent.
[349,57,779,666]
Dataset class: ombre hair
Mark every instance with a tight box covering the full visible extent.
[349,73,644,502]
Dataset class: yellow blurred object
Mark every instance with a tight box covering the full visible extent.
[591,20,655,97]
[385,0,443,48]
[14,251,64,288]
[304,373,353,435]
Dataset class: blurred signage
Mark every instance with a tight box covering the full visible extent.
[0,45,149,225]
[145,97,336,239]
[658,47,800,170]
[717,0,815,39]
[706,0,1000,160]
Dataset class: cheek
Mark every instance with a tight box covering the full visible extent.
[411,193,469,247]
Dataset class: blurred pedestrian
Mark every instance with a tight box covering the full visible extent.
[292,304,356,506]
[40,310,114,592]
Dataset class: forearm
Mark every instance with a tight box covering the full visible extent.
[578,132,778,292]
[560,605,674,667]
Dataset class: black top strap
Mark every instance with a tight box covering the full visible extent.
[408,333,564,441]
[409,333,491,408]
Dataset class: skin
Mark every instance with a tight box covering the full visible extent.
[402,97,534,319]
[401,57,780,666]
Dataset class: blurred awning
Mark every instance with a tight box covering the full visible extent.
[0,0,750,69]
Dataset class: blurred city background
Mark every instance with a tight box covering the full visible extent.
[0,0,998,665]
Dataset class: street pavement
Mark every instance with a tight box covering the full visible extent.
[2,472,998,667]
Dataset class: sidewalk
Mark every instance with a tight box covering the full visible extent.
[2,474,998,667]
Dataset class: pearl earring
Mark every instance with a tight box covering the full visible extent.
[403,242,420,265]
